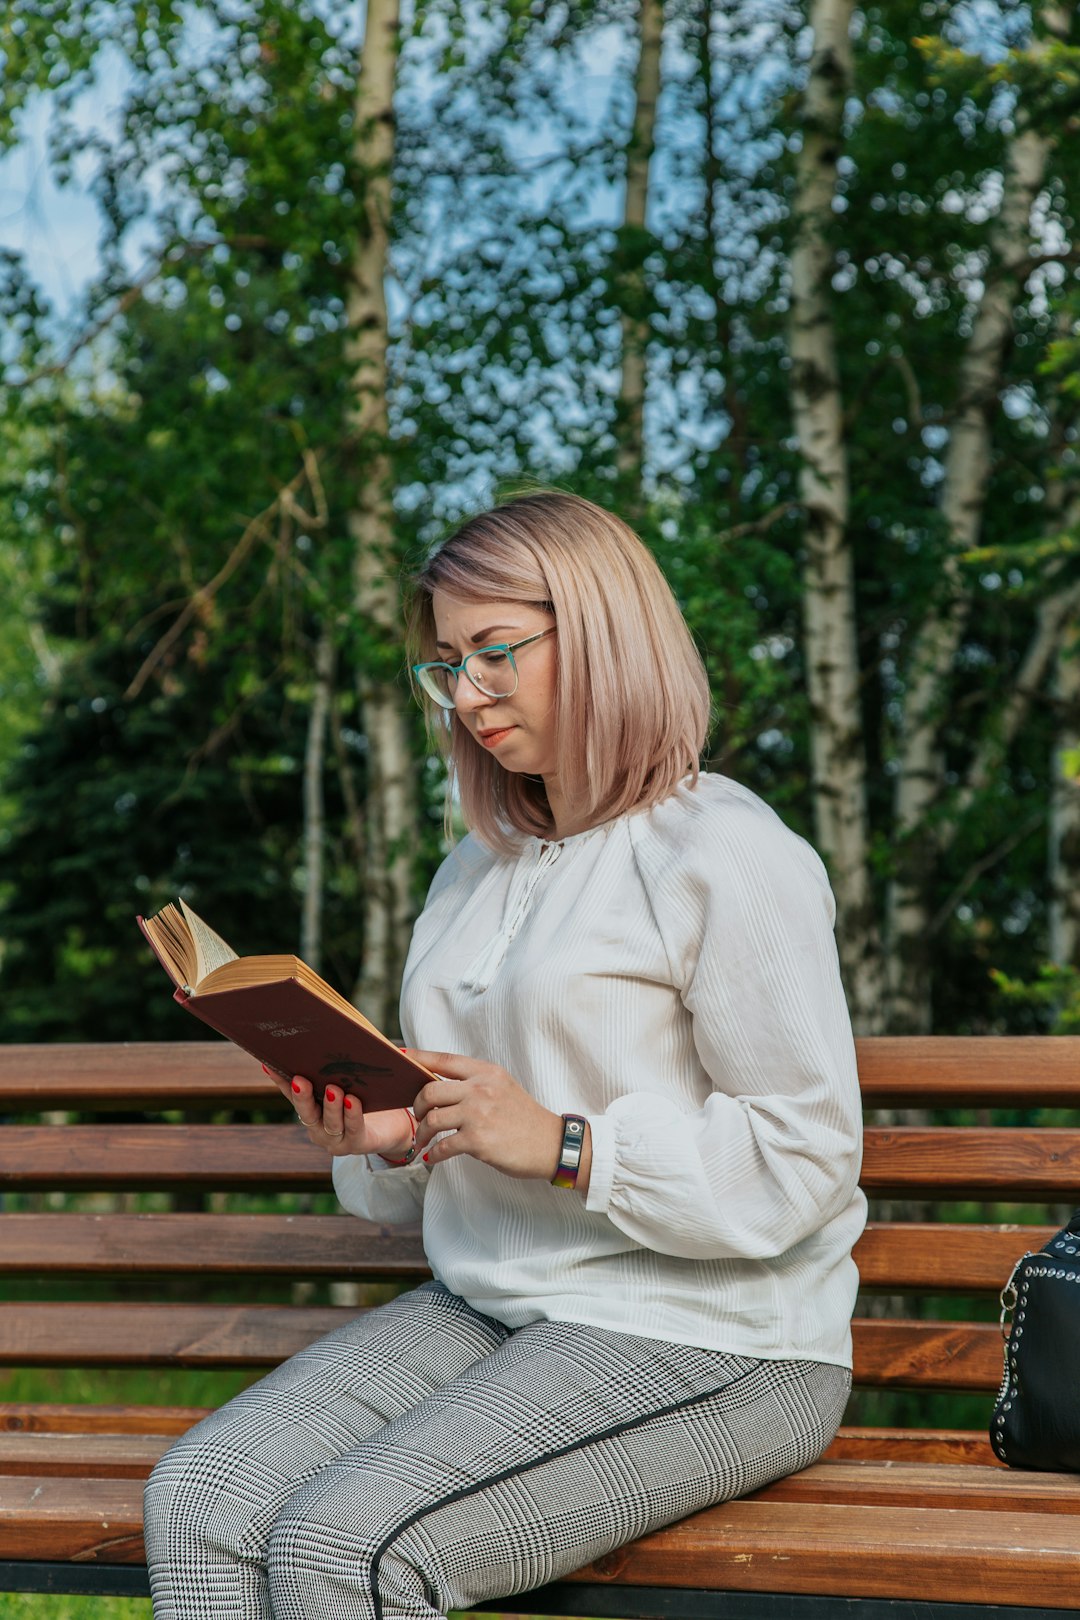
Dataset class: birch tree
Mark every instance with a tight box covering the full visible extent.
[614,0,665,491]
[886,7,1068,1032]
[788,0,883,1030]
[345,0,419,1033]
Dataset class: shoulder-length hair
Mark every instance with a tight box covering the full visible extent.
[404,490,712,853]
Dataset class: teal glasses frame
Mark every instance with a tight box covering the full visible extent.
[413,627,555,710]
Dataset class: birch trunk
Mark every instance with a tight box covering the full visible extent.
[789,0,882,1032]
[346,0,416,1034]
[615,0,663,487]
[886,124,1052,1032]
[1050,619,1080,967]
[301,627,335,973]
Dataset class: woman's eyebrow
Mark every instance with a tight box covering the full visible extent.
[435,624,523,651]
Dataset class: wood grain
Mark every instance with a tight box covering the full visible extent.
[852,1320,1001,1390]
[0,1126,330,1190]
[0,1475,145,1563]
[0,1404,208,1437]
[0,1305,1005,1387]
[7,1121,1080,1199]
[0,1213,427,1278]
[854,1221,1053,1289]
[861,1126,1080,1196]
[565,1500,1080,1607]
[0,1212,1044,1293]
[8,1482,1079,1605]
[0,1421,1002,1481]
[0,1303,355,1367]
[1,1035,1078,1110]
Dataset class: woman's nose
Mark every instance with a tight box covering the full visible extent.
[452,670,493,713]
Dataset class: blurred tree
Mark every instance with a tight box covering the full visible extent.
[3,0,1080,1045]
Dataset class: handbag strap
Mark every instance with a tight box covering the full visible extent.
[1045,1210,1080,1259]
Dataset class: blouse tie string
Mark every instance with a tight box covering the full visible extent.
[461,840,563,992]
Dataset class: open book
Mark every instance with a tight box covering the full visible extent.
[138,899,432,1108]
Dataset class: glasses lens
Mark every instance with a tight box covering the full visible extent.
[463,648,518,699]
[416,665,456,708]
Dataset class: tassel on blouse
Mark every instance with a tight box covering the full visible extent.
[461,841,563,992]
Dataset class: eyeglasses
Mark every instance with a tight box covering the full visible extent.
[413,627,555,710]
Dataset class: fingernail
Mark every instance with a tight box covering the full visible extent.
[325,1087,337,1104]
[291,1080,302,1094]
[343,1096,353,1111]
[261,1063,270,1074]
[422,1152,430,1163]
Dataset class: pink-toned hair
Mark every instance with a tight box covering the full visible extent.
[405,490,712,853]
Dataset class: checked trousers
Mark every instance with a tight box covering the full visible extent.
[144,1280,850,1620]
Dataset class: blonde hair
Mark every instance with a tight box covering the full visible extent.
[405,490,712,853]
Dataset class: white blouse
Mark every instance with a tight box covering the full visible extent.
[333,773,866,1367]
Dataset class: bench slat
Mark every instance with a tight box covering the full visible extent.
[0,1212,1049,1291]
[854,1222,1053,1289]
[0,1418,1000,1480]
[0,1476,145,1563]
[0,1126,330,1190]
[3,1478,1079,1607]
[861,1127,1080,1197]
[855,1035,1080,1107]
[854,1320,1000,1389]
[0,1405,208,1437]
[824,1427,997,1465]
[6,1123,1080,1197]
[0,1305,1005,1388]
[0,1213,428,1278]
[756,1460,1076,1513]
[2,1036,1078,1110]
[0,1431,1006,1482]
[0,1044,276,1111]
[0,1435,170,1479]
[0,1303,355,1366]
[568,1500,1080,1607]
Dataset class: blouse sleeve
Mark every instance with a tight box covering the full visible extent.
[332,1153,428,1224]
[584,789,863,1262]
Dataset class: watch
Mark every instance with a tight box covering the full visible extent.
[550,1113,587,1190]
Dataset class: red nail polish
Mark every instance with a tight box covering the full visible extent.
[422,1152,430,1163]
[325,1087,337,1104]
[261,1063,270,1074]
[343,1096,353,1110]
[291,1080,302,1094]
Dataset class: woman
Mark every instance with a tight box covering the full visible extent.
[144,490,866,1620]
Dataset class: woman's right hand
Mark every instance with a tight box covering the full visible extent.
[266,1068,416,1161]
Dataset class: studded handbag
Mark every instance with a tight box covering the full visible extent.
[991,1207,1080,1470]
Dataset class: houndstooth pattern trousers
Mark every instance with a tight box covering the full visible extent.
[144,1281,850,1620]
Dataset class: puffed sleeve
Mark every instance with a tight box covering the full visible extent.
[332,1152,428,1224]
[584,783,863,1261]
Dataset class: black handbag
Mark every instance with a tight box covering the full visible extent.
[991,1206,1080,1470]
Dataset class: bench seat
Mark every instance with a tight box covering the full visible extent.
[1,1036,1078,1616]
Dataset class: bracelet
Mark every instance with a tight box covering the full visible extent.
[378,1109,418,1167]
[550,1113,587,1190]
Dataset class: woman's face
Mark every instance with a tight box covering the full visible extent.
[431,591,558,781]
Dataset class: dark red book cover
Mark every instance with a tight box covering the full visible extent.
[138,915,430,1108]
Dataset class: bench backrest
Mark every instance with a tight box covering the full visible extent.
[1,1038,1077,1413]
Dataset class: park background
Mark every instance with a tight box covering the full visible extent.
[1,0,1079,1613]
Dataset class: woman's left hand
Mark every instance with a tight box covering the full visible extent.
[407,1049,585,1184]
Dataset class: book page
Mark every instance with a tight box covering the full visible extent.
[179,899,240,987]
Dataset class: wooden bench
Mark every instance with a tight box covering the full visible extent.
[1,1037,1079,1616]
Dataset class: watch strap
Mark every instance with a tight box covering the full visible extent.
[550,1113,587,1190]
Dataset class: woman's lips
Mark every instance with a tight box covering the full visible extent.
[478,726,516,747]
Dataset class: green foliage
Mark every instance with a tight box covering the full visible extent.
[2,0,1080,1041]
[991,962,1080,1032]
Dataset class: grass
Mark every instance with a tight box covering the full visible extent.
[0,1602,151,1619]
